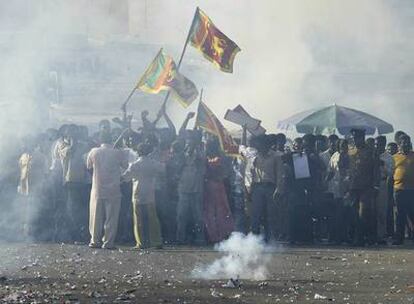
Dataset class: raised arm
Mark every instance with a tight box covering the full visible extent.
[141,110,156,132]
[163,108,176,136]
[179,112,195,137]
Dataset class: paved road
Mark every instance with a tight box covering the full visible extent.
[0,243,413,303]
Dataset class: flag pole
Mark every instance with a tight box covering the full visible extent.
[199,87,203,102]
[120,48,164,126]
[194,88,203,130]
[177,7,199,70]
[121,86,137,126]
[160,7,199,108]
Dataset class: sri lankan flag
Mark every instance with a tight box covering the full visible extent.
[137,49,198,107]
[189,8,241,73]
[196,101,239,156]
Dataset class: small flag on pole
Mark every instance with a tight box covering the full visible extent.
[137,49,198,107]
[196,101,239,156]
[189,7,241,73]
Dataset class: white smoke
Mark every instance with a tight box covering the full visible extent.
[192,232,273,280]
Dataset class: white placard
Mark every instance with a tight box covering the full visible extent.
[224,104,266,135]
[292,153,311,179]
[224,109,260,130]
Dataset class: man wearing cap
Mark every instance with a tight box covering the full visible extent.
[348,128,379,246]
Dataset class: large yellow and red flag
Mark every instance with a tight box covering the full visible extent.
[137,49,198,107]
[189,8,241,73]
[196,101,239,156]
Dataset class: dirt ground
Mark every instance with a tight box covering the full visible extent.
[0,242,413,303]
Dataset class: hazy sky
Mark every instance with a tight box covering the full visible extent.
[1,0,414,135]
[146,0,414,134]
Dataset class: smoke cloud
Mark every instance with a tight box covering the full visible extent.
[192,232,273,280]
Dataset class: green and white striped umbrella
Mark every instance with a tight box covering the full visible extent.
[277,104,393,135]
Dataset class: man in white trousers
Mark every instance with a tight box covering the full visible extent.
[87,132,128,249]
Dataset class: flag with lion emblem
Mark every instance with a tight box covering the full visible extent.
[188,8,241,73]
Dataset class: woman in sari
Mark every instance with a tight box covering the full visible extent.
[203,138,234,243]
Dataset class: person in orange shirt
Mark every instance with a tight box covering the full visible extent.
[393,134,414,245]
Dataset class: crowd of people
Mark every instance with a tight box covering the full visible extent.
[7,107,414,249]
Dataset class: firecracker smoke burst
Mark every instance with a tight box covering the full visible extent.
[192,232,273,280]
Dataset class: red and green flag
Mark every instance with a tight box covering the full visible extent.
[137,49,198,107]
[189,8,241,73]
[196,101,239,156]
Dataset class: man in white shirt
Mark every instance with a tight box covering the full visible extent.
[239,142,257,194]
[319,135,339,169]
[87,132,128,249]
